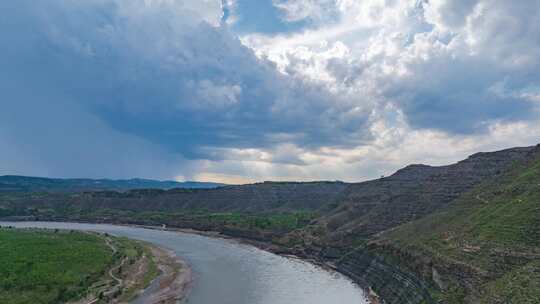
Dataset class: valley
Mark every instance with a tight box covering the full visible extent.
[1,144,539,303]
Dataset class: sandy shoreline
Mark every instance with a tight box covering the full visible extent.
[133,245,193,304]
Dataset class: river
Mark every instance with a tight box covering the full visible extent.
[0,221,368,304]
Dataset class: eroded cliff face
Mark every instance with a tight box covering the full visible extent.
[335,249,435,304]
[276,241,437,304]
[282,146,540,304]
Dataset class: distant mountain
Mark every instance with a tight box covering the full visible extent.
[0,175,224,192]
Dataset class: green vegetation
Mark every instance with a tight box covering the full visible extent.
[0,229,162,304]
[112,238,160,302]
[91,209,316,231]
[0,228,113,304]
[185,211,316,231]
[382,153,540,302]
[0,199,317,234]
[479,260,540,304]
[71,209,316,233]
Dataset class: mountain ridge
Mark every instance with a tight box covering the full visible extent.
[0,175,225,192]
[316,145,538,243]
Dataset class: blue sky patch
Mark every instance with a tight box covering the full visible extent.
[228,0,308,34]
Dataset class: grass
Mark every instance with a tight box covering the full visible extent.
[69,208,316,232]
[112,238,160,302]
[195,211,315,231]
[140,245,160,291]
[0,228,113,304]
[0,228,163,304]
[381,152,540,302]
[479,260,540,304]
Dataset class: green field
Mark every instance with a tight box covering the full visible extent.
[0,228,114,304]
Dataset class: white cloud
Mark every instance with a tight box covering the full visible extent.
[193,116,540,183]
[245,0,539,131]
[1,0,539,183]
[272,0,338,22]
[207,0,540,182]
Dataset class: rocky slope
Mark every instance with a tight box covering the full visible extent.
[275,145,540,304]
[374,145,540,303]
[318,146,536,245]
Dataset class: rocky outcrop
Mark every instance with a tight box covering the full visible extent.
[278,241,437,304]
[336,249,435,304]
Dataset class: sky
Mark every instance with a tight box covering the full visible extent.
[1,0,540,184]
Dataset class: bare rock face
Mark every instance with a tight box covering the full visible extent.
[321,146,537,243]
[335,249,436,304]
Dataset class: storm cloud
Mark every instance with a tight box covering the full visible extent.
[1,0,539,182]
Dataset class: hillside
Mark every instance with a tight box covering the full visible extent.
[275,145,540,304]
[0,181,348,237]
[0,181,348,215]
[374,146,540,303]
[0,175,224,192]
[317,146,536,245]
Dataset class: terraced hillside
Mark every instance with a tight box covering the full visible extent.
[375,146,540,303]
[318,146,536,245]
[277,145,540,304]
[0,181,348,240]
[0,181,348,217]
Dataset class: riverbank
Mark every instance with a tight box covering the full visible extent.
[122,224,375,303]
[72,236,192,304]
[0,221,369,303]
[0,224,191,304]
[133,245,192,304]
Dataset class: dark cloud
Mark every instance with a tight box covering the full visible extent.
[1,0,539,181]
[0,0,373,174]
[387,54,537,133]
